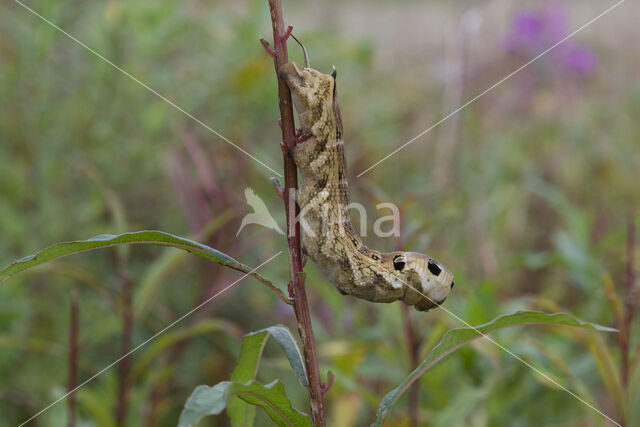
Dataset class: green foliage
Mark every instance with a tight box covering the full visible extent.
[0,230,270,285]
[177,382,231,427]
[231,381,310,427]
[178,380,310,427]
[179,325,309,426]
[373,310,616,425]
[245,326,308,389]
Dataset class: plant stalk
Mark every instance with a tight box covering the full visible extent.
[264,0,326,424]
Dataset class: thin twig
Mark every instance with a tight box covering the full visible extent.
[263,1,326,424]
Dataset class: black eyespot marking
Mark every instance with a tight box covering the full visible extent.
[371,254,379,261]
[393,255,406,271]
[427,260,441,276]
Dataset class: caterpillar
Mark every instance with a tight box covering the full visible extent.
[279,62,454,312]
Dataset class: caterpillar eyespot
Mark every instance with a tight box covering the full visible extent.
[279,61,454,312]
[393,255,406,271]
[427,260,442,276]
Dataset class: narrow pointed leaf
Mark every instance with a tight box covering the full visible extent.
[373,311,617,425]
[0,230,277,293]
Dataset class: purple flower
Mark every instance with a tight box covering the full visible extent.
[560,44,598,75]
[505,12,544,53]
[505,2,567,54]
[504,1,597,76]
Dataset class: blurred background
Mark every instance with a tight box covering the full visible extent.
[1,0,639,425]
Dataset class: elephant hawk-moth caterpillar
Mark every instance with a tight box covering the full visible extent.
[279,62,454,312]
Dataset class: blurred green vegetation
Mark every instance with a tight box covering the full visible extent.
[1,0,639,426]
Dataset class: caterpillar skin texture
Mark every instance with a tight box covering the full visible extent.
[279,62,454,311]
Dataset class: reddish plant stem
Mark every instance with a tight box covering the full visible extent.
[116,273,134,426]
[67,291,79,427]
[264,1,326,424]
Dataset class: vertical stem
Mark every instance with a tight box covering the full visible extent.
[67,291,79,427]
[265,1,326,424]
[116,274,134,426]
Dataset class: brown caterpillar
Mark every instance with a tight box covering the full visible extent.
[279,62,454,311]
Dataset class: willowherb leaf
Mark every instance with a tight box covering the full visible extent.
[0,230,284,300]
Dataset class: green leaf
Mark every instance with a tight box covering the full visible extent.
[248,326,308,389]
[178,325,308,427]
[228,331,270,427]
[232,332,270,382]
[373,311,616,425]
[0,230,279,296]
[177,380,310,427]
[228,326,308,427]
[232,380,311,427]
[178,382,232,427]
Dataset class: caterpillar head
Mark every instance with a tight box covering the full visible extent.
[386,252,455,311]
[278,62,341,140]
